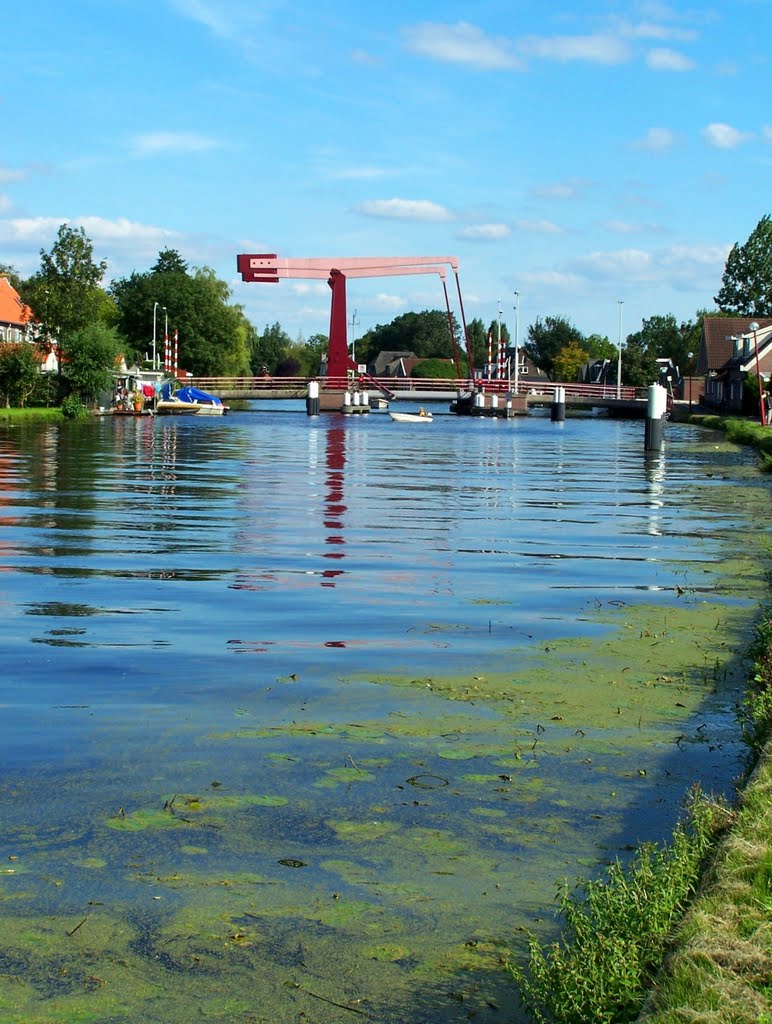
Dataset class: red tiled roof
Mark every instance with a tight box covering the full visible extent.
[699,316,772,373]
[0,276,34,328]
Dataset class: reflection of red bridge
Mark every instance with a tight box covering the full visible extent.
[184,375,644,409]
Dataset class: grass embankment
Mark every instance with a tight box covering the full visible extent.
[510,414,772,1023]
[0,406,62,421]
[684,413,772,472]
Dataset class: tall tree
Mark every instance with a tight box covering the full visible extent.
[356,310,461,367]
[251,322,293,375]
[62,323,122,405]
[0,344,42,407]
[715,214,772,315]
[554,341,590,383]
[523,315,585,380]
[111,250,252,376]
[21,224,109,371]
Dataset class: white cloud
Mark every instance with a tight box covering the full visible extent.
[0,196,12,214]
[329,166,391,181]
[0,215,181,252]
[701,122,752,149]
[646,47,696,70]
[623,20,697,42]
[402,21,524,71]
[0,167,26,185]
[515,218,565,234]
[130,132,221,156]
[520,33,629,65]
[634,127,676,152]
[763,126,772,144]
[459,223,511,240]
[532,179,594,200]
[604,220,666,234]
[355,198,453,222]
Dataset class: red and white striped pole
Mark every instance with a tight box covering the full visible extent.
[487,330,492,379]
[173,329,179,377]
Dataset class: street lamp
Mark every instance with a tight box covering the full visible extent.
[749,321,765,426]
[497,300,502,378]
[152,301,159,371]
[163,306,168,372]
[513,291,520,393]
[616,300,624,400]
[687,351,694,409]
[348,308,359,363]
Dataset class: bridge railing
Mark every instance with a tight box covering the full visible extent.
[185,376,641,402]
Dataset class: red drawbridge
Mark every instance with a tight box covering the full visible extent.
[236,254,473,384]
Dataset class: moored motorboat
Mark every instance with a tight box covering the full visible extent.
[155,384,230,416]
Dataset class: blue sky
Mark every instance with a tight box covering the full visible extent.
[2,1,771,349]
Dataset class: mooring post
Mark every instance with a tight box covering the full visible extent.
[551,385,566,422]
[645,383,667,452]
[306,379,320,417]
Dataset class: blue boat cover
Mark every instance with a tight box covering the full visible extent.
[176,386,223,405]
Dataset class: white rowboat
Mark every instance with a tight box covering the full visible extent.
[389,411,433,423]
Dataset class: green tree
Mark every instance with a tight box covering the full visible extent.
[251,322,293,375]
[0,343,43,407]
[356,310,461,367]
[554,341,590,383]
[0,264,24,291]
[584,334,618,362]
[715,214,772,315]
[412,357,464,378]
[466,318,488,371]
[63,323,122,405]
[293,333,328,377]
[524,315,585,380]
[111,249,252,376]
[618,332,660,388]
[21,225,109,370]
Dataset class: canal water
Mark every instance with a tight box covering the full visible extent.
[0,406,769,1023]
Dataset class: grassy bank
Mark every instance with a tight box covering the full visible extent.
[509,412,772,1024]
[684,413,772,471]
[0,406,63,421]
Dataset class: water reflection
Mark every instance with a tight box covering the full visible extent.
[321,424,346,584]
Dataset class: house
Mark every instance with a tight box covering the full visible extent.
[0,275,58,372]
[0,275,33,343]
[698,316,772,411]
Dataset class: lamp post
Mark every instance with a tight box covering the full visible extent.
[616,300,624,400]
[152,301,159,371]
[497,300,503,379]
[513,291,520,392]
[749,321,765,426]
[687,351,694,409]
[163,306,168,372]
[348,308,359,363]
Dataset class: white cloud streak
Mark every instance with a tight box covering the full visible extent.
[355,198,453,222]
[520,33,629,64]
[130,132,221,156]
[646,47,696,70]
[634,127,676,152]
[459,223,511,240]
[402,21,524,70]
[701,122,752,148]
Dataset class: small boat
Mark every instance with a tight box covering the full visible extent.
[155,395,202,415]
[156,385,230,416]
[389,409,433,423]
